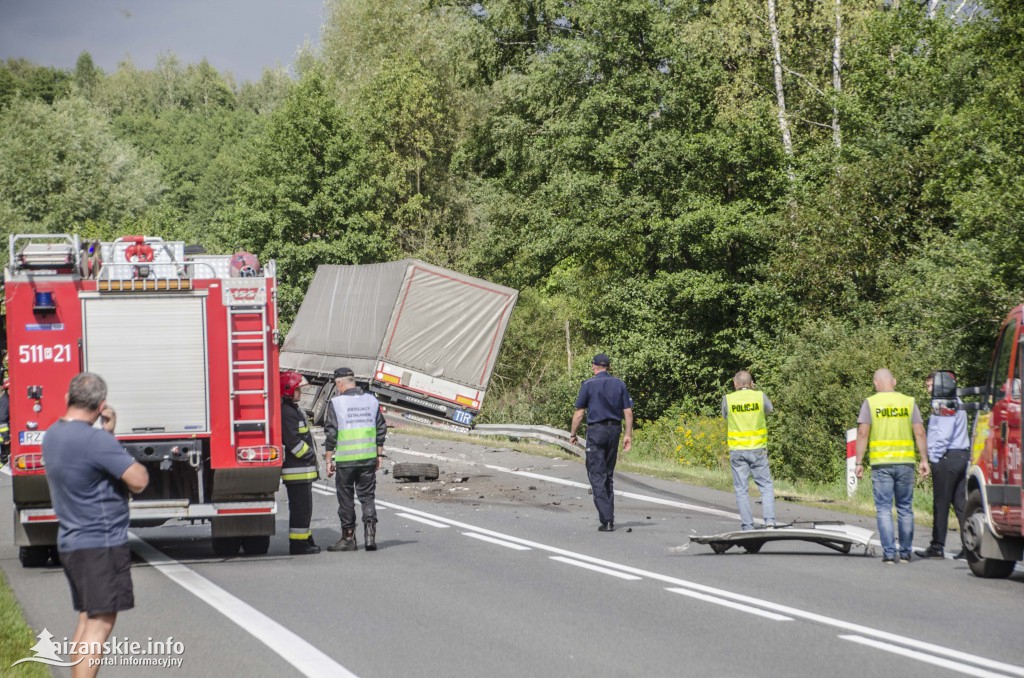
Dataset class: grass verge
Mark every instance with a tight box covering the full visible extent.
[0,569,49,677]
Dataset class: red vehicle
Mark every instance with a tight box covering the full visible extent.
[6,234,283,566]
[950,305,1024,577]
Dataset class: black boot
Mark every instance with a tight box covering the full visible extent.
[327,527,357,552]
[307,535,317,548]
[290,539,321,555]
[364,521,377,551]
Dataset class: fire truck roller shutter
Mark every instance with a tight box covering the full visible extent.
[82,296,209,435]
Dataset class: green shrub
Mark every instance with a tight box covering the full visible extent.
[632,406,728,471]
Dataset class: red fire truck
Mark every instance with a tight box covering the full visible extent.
[6,234,283,566]
[944,304,1024,577]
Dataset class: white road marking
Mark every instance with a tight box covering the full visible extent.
[666,588,792,622]
[463,532,531,550]
[374,500,1024,677]
[839,635,1013,678]
[385,446,740,520]
[1,463,10,476]
[128,533,358,678]
[396,513,449,528]
[550,556,642,580]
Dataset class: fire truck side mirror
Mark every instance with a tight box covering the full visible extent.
[931,371,957,399]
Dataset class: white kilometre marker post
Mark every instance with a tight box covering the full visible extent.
[846,428,858,497]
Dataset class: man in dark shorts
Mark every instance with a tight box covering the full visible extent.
[569,353,634,532]
[43,372,148,676]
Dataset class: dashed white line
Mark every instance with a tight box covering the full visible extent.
[839,635,1013,678]
[550,556,641,580]
[463,532,531,550]
[396,512,449,528]
[666,588,793,622]
[128,533,357,678]
[373,500,1024,678]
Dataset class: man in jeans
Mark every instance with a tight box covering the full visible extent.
[722,371,776,531]
[917,371,970,560]
[43,372,149,676]
[854,368,930,564]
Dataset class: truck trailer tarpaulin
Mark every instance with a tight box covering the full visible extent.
[280,259,518,429]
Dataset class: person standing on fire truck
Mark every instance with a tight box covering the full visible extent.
[324,367,387,552]
[854,368,930,564]
[279,372,321,555]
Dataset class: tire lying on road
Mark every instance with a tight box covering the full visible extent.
[392,462,440,482]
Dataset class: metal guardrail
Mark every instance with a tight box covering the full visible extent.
[469,424,584,456]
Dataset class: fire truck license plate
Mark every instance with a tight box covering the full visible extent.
[19,431,45,446]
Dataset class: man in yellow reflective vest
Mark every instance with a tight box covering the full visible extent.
[280,371,320,555]
[324,367,387,552]
[723,371,776,530]
[854,368,930,564]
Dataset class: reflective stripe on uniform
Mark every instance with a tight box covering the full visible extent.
[298,426,309,434]
[867,392,916,464]
[281,465,318,483]
[725,390,768,451]
[291,441,311,458]
[331,393,380,464]
[289,528,312,540]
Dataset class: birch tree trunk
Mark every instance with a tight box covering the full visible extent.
[832,0,842,149]
[927,0,939,19]
[766,0,793,156]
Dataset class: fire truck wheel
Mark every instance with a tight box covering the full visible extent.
[18,546,50,568]
[212,537,242,557]
[963,490,1017,579]
[392,462,440,482]
[241,536,270,555]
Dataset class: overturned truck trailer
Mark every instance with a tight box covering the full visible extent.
[280,260,518,432]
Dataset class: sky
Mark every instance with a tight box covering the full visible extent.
[0,0,325,83]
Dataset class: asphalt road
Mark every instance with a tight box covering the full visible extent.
[2,431,1023,677]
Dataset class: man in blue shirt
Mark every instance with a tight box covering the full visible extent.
[569,353,634,532]
[43,372,148,674]
[917,371,970,560]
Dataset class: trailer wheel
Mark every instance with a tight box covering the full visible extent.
[392,462,440,482]
[48,546,61,566]
[212,537,242,558]
[19,546,50,568]
[963,489,1016,579]
[241,536,270,555]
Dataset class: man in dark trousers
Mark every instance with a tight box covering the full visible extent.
[917,371,970,560]
[279,371,320,555]
[569,353,634,532]
[324,367,387,552]
[43,372,149,676]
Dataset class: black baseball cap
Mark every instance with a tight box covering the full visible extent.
[333,367,355,378]
[592,353,610,367]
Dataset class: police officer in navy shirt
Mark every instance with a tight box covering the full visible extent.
[570,353,634,532]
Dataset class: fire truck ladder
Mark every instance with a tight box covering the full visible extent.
[227,303,270,447]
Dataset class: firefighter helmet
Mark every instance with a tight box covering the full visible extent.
[280,371,305,399]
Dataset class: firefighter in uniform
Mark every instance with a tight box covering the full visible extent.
[279,372,321,555]
[0,378,9,466]
[324,367,387,552]
[722,371,776,531]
